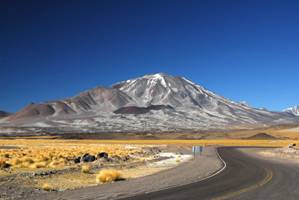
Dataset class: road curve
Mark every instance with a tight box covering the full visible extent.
[122,147,299,200]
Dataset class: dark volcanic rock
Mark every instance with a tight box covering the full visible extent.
[0,162,11,169]
[82,154,96,162]
[74,157,81,164]
[114,105,173,115]
[97,152,109,159]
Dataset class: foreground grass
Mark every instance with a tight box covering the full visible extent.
[0,140,144,170]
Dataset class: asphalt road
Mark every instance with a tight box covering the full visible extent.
[122,147,299,200]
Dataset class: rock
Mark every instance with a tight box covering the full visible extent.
[2,163,11,169]
[74,157,81,164]
[97,152,108,159]
[121,156,130,161]
[82,154,96,162]
[33,170,55,177]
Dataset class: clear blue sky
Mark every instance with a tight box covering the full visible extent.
[1,0,299,112]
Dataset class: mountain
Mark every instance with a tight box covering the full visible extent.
[7,87,134,122]
[0,73,298,134]
[283,106,299,116]
[0,111,11,118]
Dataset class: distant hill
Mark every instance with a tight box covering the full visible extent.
[246,133,278,140]
[0,111,11,118]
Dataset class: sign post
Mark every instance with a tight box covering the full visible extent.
[192,146,203,159]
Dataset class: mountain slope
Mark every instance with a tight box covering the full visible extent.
[1,73,298,133]
[284,106,299,116]
[6,87,135,122]
[0,111,11,118]
[113,73,294,124]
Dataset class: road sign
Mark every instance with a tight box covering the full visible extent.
[192,146,203,159]
[192,146,203,153]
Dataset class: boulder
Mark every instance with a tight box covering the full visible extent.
[74,157,81,164]
[1,162,11,169]
[82,154,96,162]
[97,152,108,159]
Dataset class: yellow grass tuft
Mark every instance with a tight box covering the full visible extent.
[48,161,64,168]
[29,161,47,169]
[21,157,34,164]
[41,183,52,191]
[20,161,32,168]
[81,164,91,173]
[9,158,21,166]
[96,169,121,183]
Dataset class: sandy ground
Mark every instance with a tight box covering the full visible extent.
[29,146,222,200]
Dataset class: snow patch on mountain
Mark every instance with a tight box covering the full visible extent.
[284,105,299,116]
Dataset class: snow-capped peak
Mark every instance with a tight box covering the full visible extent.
[283,105,299,116]
[112,73,230,108]
[143,73,168,88]
[143,72,167,78]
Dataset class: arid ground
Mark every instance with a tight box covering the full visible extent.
[1,131,299,200]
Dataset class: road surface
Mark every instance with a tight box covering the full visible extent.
[123,147,299,200]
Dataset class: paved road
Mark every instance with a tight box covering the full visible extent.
[122,147,299,200]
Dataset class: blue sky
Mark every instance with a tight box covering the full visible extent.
[1,0,299,112]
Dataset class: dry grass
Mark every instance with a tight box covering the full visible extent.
[0,140,144,170]
[48,160,63,168]
[41,183,52,191]
[0,137,298,171]
[29,162,47,169]
[81,164,91,174]
[96,169,121,183]
[0,158,8,168]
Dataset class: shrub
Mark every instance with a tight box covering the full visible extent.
[20,161,32,168]
[48,161,62,168]
[81,164,91,173]
[96,169,121,183]
[29,161,47,169]
[41,183,52,191]
[9,158,21,166]
[21,157,34,164]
